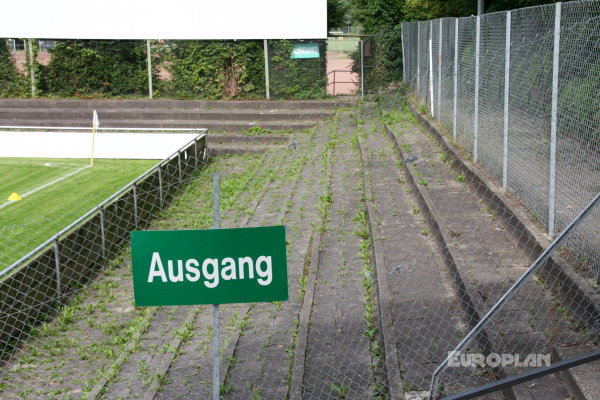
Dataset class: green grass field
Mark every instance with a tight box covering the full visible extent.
[327,37,360,55]
[0,158,157,270]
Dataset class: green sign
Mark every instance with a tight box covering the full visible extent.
[291,43,320,59]
[131,226,288,306]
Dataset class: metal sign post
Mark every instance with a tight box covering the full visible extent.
[212,173,220,400]
[130,174,289,398]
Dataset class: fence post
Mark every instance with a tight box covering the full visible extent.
[146,40,153,99]
[453,18,459,140]
[194,140,198,170]
[438,19,443,120]
[158,166,164,207]
[27,39,36,98]
[132,184,139,228]
[99,207,106,259]
[54,239,61,297]
[360,40,364,100]
[428,23,434,117]
[401,25,406,82]
[263,39,270,100]
[549,2,562,238]
[417,23,421,102]
[502,11,512,189]
[178,151,183,183]
[473,15,481,162]
[212,173,221,400]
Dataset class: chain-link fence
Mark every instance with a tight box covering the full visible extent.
[0,132,208,366]
[1,2,599,397]
[402,0,600,287]
[0,39,332,100]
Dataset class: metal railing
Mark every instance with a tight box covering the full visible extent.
[0,131,207,358]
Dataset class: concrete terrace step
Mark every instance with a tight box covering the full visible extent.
[0,119,316,132]
[0,98,355,110]
[209,134,289,145]
[0,108,335,122]
[553,345,600,400]
[377,99,587,399]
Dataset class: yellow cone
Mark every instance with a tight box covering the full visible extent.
[7,192,22,201]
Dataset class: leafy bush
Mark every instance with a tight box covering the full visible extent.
[162,41,264,99]
[268,40,328,99]
[0,41,28,97]
[351,26,404,92]
[39,41,150,97]
[558,60,600,146]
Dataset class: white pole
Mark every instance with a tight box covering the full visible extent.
[438,19,443,120]
[28,39,35,98]
[549,2,562,238]
[360,40,364,100]
[502,12,511,188]
[417,23,421,101]
[212,173,221,400]
[263,39,270,100]
[453,18,459,140]
[146,40,153,99]
[473,15,481,162]
[401,25,406,82]
[429,35,434,117]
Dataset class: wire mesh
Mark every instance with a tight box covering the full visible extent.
[555,0,600,275]
[477,11,507,181]
[0,2,599,399]
[400,2,599,396]
[0,39,331,100]
[456,16,476,154]
[438,18,456,133]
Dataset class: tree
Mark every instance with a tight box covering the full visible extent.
[349,0,404,33]
[328,0,349,30]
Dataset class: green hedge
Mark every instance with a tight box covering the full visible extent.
[351,26,404,93]
[161,41,265,99]
[39,41,150,97]
[268,40,328,99]
[28,39,327,100]
[0,41,28,98]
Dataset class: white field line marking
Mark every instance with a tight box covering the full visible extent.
[0,165,90,210]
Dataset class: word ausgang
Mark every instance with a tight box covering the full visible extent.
[147,252,273,288]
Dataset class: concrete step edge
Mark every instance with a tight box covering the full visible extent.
[552,345,600,400]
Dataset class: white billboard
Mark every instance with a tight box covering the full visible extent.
[0,0,327,40]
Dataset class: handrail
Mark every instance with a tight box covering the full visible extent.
[0,132,207,280]
[429,191,600,399]
[0,126,208,133]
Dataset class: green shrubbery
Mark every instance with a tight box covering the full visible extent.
[38,41,150,97]
[558,60,600,145]
[268,40,328,99]
[351,26,403,92]
[8,39,327,100]
[162,41,265,99]
[0,41,28,97]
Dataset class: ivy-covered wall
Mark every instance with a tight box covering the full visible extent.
[1,39,329,99]
[0,41,28,98]
[161,41,265,99]
[38,41,151,97]
[351,26,403,93]
[268,40,328,99]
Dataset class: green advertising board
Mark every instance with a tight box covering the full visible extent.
[290,43,320,59]
[131,226,288,306]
